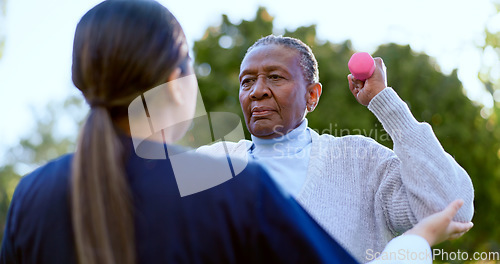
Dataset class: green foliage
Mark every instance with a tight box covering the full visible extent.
[0,165,20,246]
[193,6,500,257]
[480,0,500,105]
[0,0,5,59]
[0,96,87,245]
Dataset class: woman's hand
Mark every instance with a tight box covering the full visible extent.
[404,199,474,246]
[347,57,387,106]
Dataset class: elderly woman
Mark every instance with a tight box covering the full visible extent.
[199,35,474,263]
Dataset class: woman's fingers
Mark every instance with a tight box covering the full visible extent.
[347,74,368,105]
[403,199,472,246]
[447,221,474,241]
[448,231,466,240]
[370,57,388,87]
[442,199,464,221]
[442,200,473,242]
[347,74,355,94]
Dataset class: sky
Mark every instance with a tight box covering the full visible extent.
[0,0,498,163]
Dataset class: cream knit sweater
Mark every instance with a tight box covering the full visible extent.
[197,88,474,262]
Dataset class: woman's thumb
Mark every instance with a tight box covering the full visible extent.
[444,199,464,217]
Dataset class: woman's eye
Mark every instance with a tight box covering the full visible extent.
[241,79,254,88]
[269,75,282,80]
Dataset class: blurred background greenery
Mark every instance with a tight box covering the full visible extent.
[0,0,5,59]
[0,3,499,263]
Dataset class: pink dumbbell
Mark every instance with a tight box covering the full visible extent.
[348,52,376,81]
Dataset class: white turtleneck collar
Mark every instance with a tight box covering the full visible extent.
[249,119,312,197]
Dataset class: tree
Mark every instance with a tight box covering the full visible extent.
[480,0,500,100]
[0,165,19,246]
[0,96,86,245]
[193,7,500,257]
[0,0,6,59]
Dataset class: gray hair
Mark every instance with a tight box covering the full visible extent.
[245,35,319,84]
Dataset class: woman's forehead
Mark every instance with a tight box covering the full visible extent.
[240,45,301,74]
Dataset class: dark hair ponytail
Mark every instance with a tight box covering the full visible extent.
[71,107,133,264]
[71,1,187,263]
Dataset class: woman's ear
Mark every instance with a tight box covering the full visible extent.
[166,67,183,105]
[306,82,322,112]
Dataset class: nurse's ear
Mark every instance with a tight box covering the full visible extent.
[166,67,183,105]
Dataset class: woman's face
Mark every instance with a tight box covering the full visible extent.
[238,44,308,139]
[126,57,199,145]
[165,58,198,143]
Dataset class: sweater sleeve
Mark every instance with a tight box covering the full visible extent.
[368,87,474,234]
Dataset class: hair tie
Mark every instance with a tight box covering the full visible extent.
[88,99,108,109]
